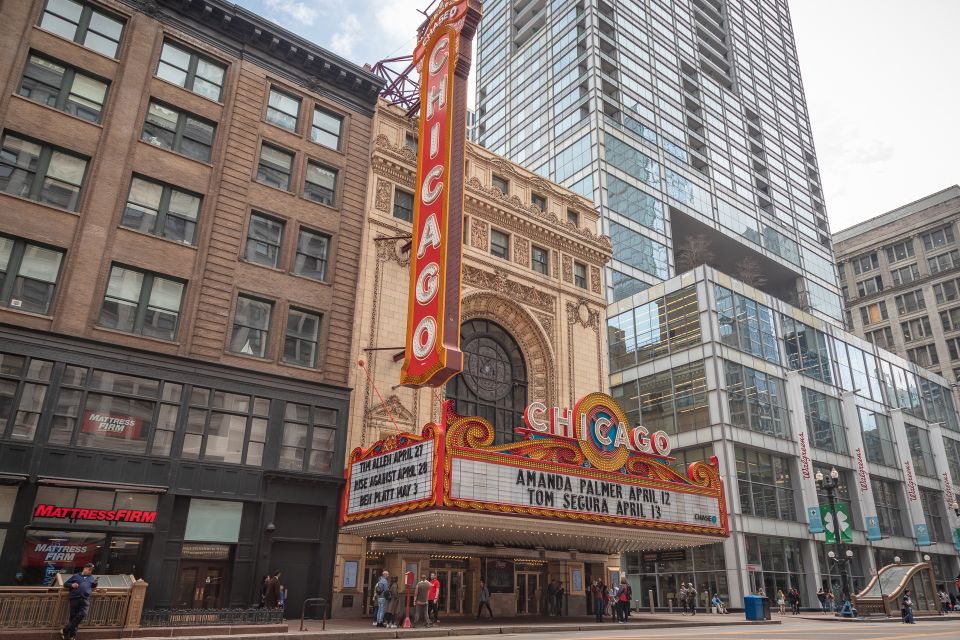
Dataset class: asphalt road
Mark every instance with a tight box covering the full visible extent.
[484,618,960,640]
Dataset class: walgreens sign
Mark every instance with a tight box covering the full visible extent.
[400,0,482,388]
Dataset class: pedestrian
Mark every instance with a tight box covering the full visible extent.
[477,579,493,620]
[428,571,441,624]
[386,576,400,628]
[413,574,432,628]
[555,580,565,616]
[263,570,282,609]
[615,576,630,623]
[902,589,915,624]
[825,591,835,613]
[776,588,785,615]
[590,579,605,622]
[258,574,269,608]
[373,570,389,627]
[938,588,950,616]
[547,579,558,616]
[678,584,688,615]
[62,562,99,640]
[687,583,696,616]
[607,584,616,618]
[710,593,726,614]
[817,587,826,613]
[757,585,765,597]
[792,587,801,615]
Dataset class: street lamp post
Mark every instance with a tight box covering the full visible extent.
[816,468,854,614]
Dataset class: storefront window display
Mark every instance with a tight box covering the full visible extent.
[744,535,806,597]
[623,546,728,608]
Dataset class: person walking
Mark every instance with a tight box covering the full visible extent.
[686,583,696,616]
[263,570,282,609]
[791,587,801,615]
[258,575,269,608]
[938,588,950,616]
[428,572,441,624]
[555,580,565,616]
[476,579,493,620]
[615,577,631,623]
[413,575,432,628]
[816,587,826,613]
[902,589,915,623]
[386,576,400,628]
[678,584,688,615]
[590,579,605,622]
[373,570,390,627]
[825,590,835,613]
[62,563,98,640]
[776,589,785,615]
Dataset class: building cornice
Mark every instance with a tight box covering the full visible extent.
[124,0,384,115]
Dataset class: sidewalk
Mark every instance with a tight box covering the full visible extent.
[131,613,779,640]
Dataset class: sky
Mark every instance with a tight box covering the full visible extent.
[235,0,960,233]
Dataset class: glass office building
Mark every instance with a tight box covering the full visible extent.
[476,0,843,325]
[608,266,960,605]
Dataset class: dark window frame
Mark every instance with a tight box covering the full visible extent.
[121,174,201,245]
[531,192,546,212]
[265,86,301,132]
[157,39,226,101]
[182,387,270,466]
[279,402,338,473]
[141,100,216,162]
[310,106,343,150]
[229,294,274,359]
[393,187,414,222]
[17,52,110,123]
[573,261,588,288]
[243,212,285,268]
[293,227,331,282]
[255,142,294,191]
[0,235,65,315]
[38,0,125,58]
[283,307,322,368]
[97,263,185,341]
[531,245,549,275]
[303,160,337,206]
[0,131,89,211]
[490,228,509,260]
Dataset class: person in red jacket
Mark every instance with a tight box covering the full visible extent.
[428,572,441,623]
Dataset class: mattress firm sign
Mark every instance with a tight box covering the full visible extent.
[450,458,722,529]
[346,440,435,515]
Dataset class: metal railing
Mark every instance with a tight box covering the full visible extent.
[0,578,146,629]
[299,597,328,631]
[140,607,284,627]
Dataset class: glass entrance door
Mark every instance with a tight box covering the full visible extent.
[516,571,541,614]
[363,566,382,615]
[173,562,228,608]
[435,569,465,615]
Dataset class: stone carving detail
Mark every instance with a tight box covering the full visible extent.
[514,236,530,267]
[375,236,410,267]
[561,255,573,283]
[374,179,391,212]
[461,292,556,406]
[565,299,604,404]
[365,394,414,425]
[533,311,554,342]
[552,250,560,279]
[566,299,601,329]
[462,264,555,313]
[590,265,602,294]
[471,219,489,250]
[130,0,161,15]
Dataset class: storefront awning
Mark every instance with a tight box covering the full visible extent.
[342,510,725,554]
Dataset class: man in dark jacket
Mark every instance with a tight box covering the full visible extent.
[62,563,98,640]
[263,570,283,608]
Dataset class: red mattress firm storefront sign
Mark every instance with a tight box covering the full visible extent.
[80,410,143,439]
[33,504,157,523]
[400,0,482,388]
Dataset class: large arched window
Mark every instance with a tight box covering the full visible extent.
[446,319,527,444]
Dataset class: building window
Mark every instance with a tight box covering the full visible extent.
[865,326,894,350]
[574,261,587,288]
[156,40,226,101]
[894,289,926,315]
[0,236,64,314]
[490,228,509,260]
[813,464,855,528]
[934,278,960,305]
[906,344,939,368]
[870,477,903,537]
[294,228,330,281]
[244,213,284,268]
[901,316,932,342]
[98,265,184,340]
[858,407,897,468]
[531,245,549,275]
[121,176,200,244]
[304,161,336,206]
[0,132,88,210]
[18,53,108,123]
[393,188,413,222]
[941,307,960,332]
[922,225,955,251]
[890,263,920,286]
[943,437,960,493]
[724,361,788,438]
[717,286,780,364]
[311,107,342,149]
[851,252,879,275]
[735,448,796,521]
[919,488,947,543]
[948,338,960,361]
[905,423,937,477]
[885,240,914,263]
[491,174,509,194]
[928,249,960,275]
[141,101,215,162]
[801,387,847,454]
[284,308,321,368]
[265,87,300,131]
[256,143,293,190]
[39,0,124,58]
[0,352,54,440]
[782,315,834,382]
[445,319,527,444]
[567,209,580,226]
[636,361,709,435]
[404,132,418,153]
[279,402,337,473]
[229,295,273,358]
[859,301,888,325]
[183,388,270,466]
[531,193,546,211]
[609,287,701,371]
[855,275,883,297]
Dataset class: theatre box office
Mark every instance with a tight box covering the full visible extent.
[0,330,350,613]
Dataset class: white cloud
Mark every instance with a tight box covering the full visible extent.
[329,14,362,59]
[263,0,318,26]
[374,1,423,56]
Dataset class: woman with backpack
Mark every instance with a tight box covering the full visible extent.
[616,577,631,623]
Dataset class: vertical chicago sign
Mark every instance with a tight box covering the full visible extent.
[400,0,482,388]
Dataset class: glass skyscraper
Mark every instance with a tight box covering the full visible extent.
[476,0,842,324]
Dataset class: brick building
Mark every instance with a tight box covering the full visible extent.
[331,102,619,619]
[0,0,380,613]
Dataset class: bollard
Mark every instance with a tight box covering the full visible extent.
[648,590,655,614]
[668,598,673,614]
